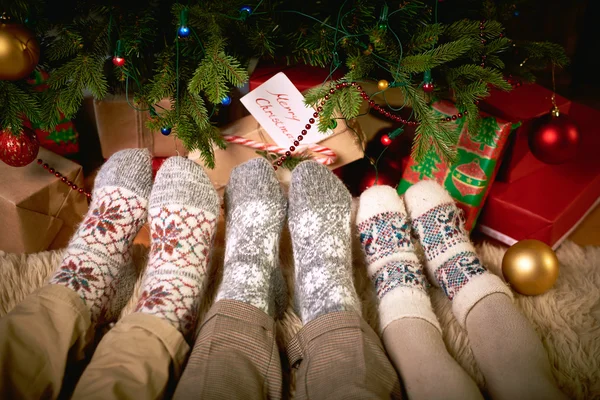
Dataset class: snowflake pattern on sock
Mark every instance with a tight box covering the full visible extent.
[136,205,217,335]
[50,187,147,322]
[436,251,487,299]
[290,203,360,323]
[216,196,285,315]
[358,211,412,265]
[411,203,469,260]
[372,260,429,298]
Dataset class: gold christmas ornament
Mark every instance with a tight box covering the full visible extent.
[502,239,559,296]
[377,79,389,91]
[0,22,40,80]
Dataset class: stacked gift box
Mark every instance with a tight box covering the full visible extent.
[392,83,600,249]
[477,85,600,249]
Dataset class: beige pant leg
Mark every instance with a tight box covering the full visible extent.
[383,319,483,400]
[0,285,93,400]
[173,300,283,400]
[466,294,567,400]
[72,313,189,400]
[287,311,402,400]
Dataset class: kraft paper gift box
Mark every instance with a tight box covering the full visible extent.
[188,114,365,195]
[0,148,88,253]
[93,95,188,158]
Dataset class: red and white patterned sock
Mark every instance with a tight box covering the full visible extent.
[404,180,512,327]
[356,185,441,334]
[135,157,219,336]
[49,149,152,324]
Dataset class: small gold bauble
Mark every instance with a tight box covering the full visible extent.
[502,239,559,296]
[378,79,389,91]
[0,23,40,80]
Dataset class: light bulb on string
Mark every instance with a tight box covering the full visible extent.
[112,39,125,67]
[239,6,253,20]
[422,69,434,93]
[221,95,232,106]
[178,8,191,38]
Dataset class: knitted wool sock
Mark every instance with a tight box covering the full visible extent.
[356,185,440,334]
[49,149,152,324]
[135,157,219,336]
[404,180,512,327]
[215,158,287,316]
[288,161,361,324]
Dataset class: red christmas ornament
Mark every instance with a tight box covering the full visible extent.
[112,56,125,67]
[0,127,40,167]
[380,134,392,146]
[422,82,435,93]
[529,112,580,165]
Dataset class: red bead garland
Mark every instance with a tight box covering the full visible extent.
[37,159,92,199]
[272,81,469,169]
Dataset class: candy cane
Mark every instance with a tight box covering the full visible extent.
[223,135,337,165]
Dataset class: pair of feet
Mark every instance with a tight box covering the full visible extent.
[356,182,511,332]
[49,149,361,338]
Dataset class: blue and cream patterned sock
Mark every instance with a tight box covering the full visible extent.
[404,180,512,327]
[357,185,441,334]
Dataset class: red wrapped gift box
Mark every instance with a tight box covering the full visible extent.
[479,84,572,183]
[249,62,345,92]
[478,101,600,249]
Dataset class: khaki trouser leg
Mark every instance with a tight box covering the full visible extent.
[173,300,283,400]
[0,285,94,400]
[287,311,402,400]
[72,312,189,400]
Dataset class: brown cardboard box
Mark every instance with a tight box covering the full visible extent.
[0,148,88,253]
[188,114,365,194]
[93,95,188,158]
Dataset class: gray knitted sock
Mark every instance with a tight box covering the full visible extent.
[135,157,220,336]
[288,161,361,324]
[216,158,287,316]
[50,148,152,324]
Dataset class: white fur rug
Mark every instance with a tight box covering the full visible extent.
[1,224,599,399]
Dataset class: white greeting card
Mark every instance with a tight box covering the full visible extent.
[240,72,333,148]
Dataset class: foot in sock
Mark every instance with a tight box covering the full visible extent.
[49,149,151,324]
[135,157,219,336]
[356,185,441,333]
[215,158,287,316]
[404,180,511,326]
[288,161,360,324]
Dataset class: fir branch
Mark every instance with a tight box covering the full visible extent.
[401,84,457,163]
[304,84,334,107]
[518,41,569,68]
[188,37,248,104]
[48,54,108,119]
[47,30,84,61]
[408,23,445,54]
[344,53,374,81]
[0,82,40,133]
[146,49,177,104]
[484,37,511,55]
[317,92,338,133]
[445,20,503,40]
[338,87,362,120]
[446,65,511,91]
[401,38,477,73]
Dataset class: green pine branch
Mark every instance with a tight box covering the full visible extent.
[188,37,248,105]
[0,81,40,133]
[47,54,108,120]
[446,65,512,91]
